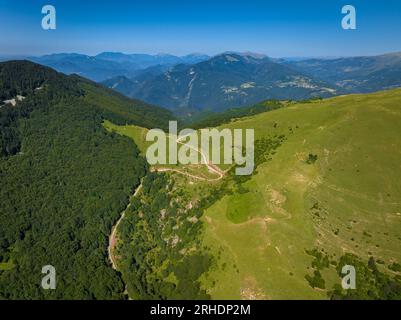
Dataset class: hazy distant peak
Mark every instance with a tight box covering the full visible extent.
[221,51,268,59]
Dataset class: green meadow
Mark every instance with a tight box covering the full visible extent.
[103,120,226,180]
[103,120,150,155]
[201,88,401,299]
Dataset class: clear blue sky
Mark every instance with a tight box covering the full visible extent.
[1,0,401,57]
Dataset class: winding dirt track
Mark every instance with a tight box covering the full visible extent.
[108,132,226,269]
[155,134,225,181]
[106,131,230,302]
[108,183,142,270]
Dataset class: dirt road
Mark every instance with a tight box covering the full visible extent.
[108,183,142,270]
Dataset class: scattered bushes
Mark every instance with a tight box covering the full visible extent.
[306,153,318,164]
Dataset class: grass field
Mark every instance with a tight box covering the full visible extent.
[200,88,401,299]
[103,120,227,180]
[103,120,149,154]
[104,88,401,299]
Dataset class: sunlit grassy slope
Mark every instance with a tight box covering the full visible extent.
[103,120,149,155]
[105,88,401,299]
[201,88,401,299]
[103,120,222,180]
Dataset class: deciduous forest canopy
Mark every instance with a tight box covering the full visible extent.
[0,61,171,299]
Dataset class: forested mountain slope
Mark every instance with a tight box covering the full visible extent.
[103,53,336,113]
[0,61,173,299]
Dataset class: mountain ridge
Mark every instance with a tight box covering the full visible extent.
[101,51,401,114]
[5,51,401,116]
[106,53,337,113]
[26,52,210,82]
[284,51,401,93]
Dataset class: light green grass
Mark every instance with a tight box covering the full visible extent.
[200,89,401,299]
[102,120,226,180]
[0,260,15,271]
[103,120,149,155]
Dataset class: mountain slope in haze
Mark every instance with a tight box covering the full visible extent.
[29,52,210,82]
[101,76,138,97]
[0,61,174,299]
[29,53,128,82]
[109,53,337,113]
[101,64,171,98]
[96,52,210,68]
[284,52,401,93]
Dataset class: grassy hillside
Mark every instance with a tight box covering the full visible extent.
[201,88,401,299]
[107,88,401,299]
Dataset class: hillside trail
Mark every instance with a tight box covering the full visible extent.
[108,183,142,270]
[154,133,226,181]
[107,133,227,298]
[109,133,227,267]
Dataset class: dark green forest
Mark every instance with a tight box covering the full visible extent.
[0,61,82,157]
[0,61,172,299]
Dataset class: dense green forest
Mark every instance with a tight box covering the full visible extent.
[77,75,175,131]
[0,61,174,158]
[0,61,172,299]
[0,61,82,157]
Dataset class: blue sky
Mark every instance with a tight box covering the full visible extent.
[1,0,401,57]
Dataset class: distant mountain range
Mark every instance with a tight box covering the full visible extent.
[26,52,210,82]
[105,53,337,114]
[7,51,401,114]
[283,52,401,93]
[101,51,401,114]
